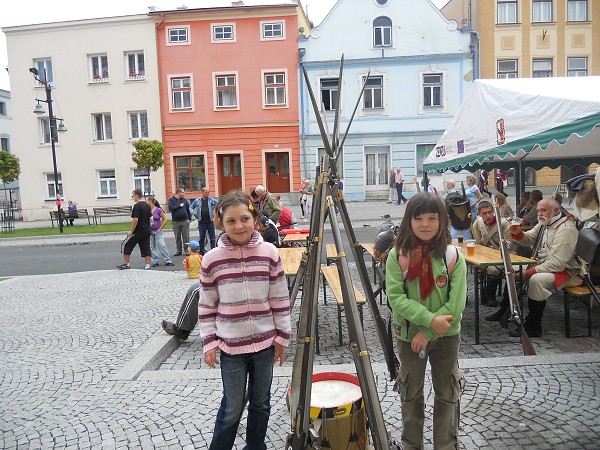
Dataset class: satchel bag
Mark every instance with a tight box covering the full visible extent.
[575,227,600,266]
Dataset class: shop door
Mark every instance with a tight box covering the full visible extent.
[266,152,290,192]
[218,154,242,195]
[365,152,389,196]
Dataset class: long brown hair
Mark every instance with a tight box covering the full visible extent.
[394,192,451,259]
[218,190,259,220]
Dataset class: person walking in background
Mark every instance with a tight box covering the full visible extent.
[495,170,508,196]
[297,180,306,219]
[189,187,219,255]
[301,179,314,219]
[388,168,398,203]
[183,240,202,279]
[117,189,152,270]
[146,195,174,267]
[395,168,407,204]
[465,174,484,220]
[479,169,492,198]
[386,192,466,450]
[168,187,192,256]
[199,190,291,450]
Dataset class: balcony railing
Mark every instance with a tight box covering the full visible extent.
[126,72,146,81]
[91,73,110,83]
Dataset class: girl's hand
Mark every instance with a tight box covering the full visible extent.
[273,342,286,366]
[411,332,429,354]
[430,315,454,336]
[204,348,219,368]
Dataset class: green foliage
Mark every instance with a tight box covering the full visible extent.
[131,140,165,173]
[0,150,21,185]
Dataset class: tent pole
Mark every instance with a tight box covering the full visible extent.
[515,162,523,207]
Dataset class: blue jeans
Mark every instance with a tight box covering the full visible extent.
[150,230,173,265]
[209,346,275,450]
[198,222,216,255]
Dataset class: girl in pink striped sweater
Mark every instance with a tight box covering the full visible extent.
[198,190,291,450]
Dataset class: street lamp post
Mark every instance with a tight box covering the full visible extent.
[29,68,67,233]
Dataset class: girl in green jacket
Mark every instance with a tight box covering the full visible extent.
[386,192,467,450]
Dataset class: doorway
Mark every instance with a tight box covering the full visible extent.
[266,152,290,192]
[365,149,389,197]
[218,154,242,195]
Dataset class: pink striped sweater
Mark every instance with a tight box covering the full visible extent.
[198,231,291,355]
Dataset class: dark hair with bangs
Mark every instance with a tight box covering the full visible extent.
[394,192,451,259]
[219,190,259,220]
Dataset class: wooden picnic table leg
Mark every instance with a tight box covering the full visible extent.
[474,268,480,345]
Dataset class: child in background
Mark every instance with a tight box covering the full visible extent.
[183,240,202,279]
[386,192,467,450]
[198,190,291,450]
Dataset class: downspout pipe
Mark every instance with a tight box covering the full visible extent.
[298,47,307,180]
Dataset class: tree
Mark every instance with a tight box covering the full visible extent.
[131,140,165,195]
[0,150,21,209]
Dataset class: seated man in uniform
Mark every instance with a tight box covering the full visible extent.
[472,200,511,307]
[507,197,583,337]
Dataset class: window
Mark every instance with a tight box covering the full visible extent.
[1,137,9,151]
[45,173,63,199]
[363,76,383,109]
[215,75,237,108]
[568,0,587,21]
[320,78,339,111]
[532,0,552,22]
[0,101,6,116]
[98,170,117,197]
[40,118,58,145]
[373,16,392,47]
[125,51,145,80]
[89,54,109,83]
[213,24,234,41]
[171,77,192,110]
[532,58,552,77]
[567,57,587,77]
[262,21,284,39]
[128,111,149,139]
[174,156,206,192]
[34,58,53,83]
[497,0,518,24]
[375,0,390,5]
[93,113,113,141]
[167,26,189,44]
[423,74,442,107]
[264,72,286,106]
[497,60,518,78]
[133,169,151,195]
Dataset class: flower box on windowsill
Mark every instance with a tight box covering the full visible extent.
[91,76,109,84]
[126,73,146,81]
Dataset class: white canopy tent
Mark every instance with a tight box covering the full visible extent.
[423,77,600,194]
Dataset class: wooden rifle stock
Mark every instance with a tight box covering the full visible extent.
[492,195,537,356]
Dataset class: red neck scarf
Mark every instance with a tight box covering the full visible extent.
[406,240,436,300]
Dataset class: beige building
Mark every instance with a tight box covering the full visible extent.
[3,15,165,221]
[442,0,599,185]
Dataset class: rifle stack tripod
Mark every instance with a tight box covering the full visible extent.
[286,56,400,450]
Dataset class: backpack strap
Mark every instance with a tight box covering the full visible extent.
[398,244,458,276]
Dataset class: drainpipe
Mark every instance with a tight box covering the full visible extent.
[298,48,307,181]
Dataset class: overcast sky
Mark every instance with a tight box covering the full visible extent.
[0,0,449,91]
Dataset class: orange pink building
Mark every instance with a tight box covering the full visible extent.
[151,4,301,200]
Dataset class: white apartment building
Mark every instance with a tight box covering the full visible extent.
[3,15,165,221]
[0,89,18,207]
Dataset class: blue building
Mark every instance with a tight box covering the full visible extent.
[298,0,474,200]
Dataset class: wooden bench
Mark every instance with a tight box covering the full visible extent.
[93,206,132,225]
[321,265,366,346]
[563,284,600,338]
[50,209,91,227]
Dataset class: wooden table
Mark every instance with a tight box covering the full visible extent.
[278,247,305,277]
[454,240,536,344]
[282,232,310,246]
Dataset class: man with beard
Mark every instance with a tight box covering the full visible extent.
[501,198,582,337]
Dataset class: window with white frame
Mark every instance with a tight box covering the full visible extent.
[93,113,113,141]
[373,16,392,47]
[125,51,145,80]
[497,60,518,78]
[320,78,339,111]
[167,26,189,44]
[40,118,57,145]
[175,156,206,192]
[497,0,518,24]
[532,0,552,22]
[363,76,383,109]
[45,172,63,199]
[34,58,53,83]
[264,72,286,106]
[89,54,109,82]
[215,75,237,108]
[423,74,443,107]
[98,170,117,197]
[0,101,6,115]
[568,0,587,21]
[171,77,192,110]
[1,136,9,151]
[129,111,149,139]
[213,24,234,41]
[567,57,587,77]
[532,58,553,77]
[262,21,284,39]
[133,169,151,195]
